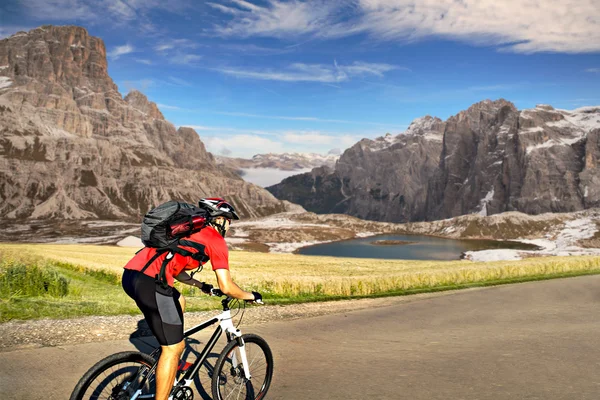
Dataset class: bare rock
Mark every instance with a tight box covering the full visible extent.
[269,100,600,222]
[0,26,290,220]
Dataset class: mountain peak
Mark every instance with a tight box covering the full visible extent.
[124,90,164,120]
[0,25,291,220]
[0,25,113,92]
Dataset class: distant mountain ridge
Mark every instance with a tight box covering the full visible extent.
[0,25,291,220]
[268,100,600,222]
[216,151,339,172]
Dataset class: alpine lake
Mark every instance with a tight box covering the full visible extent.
[296,234,542,261]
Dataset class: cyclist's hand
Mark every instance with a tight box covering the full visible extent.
[199,282,213,294]
[247,291,264,305]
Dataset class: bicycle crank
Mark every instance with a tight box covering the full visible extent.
[172,386,194,400]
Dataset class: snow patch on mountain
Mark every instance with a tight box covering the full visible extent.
[0,77,12,89]
[368,116,444,151]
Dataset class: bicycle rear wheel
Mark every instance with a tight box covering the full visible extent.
[211,333,273,400]
[69,351,157,400]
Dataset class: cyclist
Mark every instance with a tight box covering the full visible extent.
[122,197,262,400]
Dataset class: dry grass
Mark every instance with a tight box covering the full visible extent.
[1,243,599,299]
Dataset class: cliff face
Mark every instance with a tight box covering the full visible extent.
[268,100,600,222]
[0,25,289,220]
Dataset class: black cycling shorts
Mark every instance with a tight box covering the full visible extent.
[122,269,184,346]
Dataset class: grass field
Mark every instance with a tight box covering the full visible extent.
[1,243,599,322]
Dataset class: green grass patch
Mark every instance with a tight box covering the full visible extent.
[0,249,227,322]
[0,262,69,298]
[259,268,600,305]
[1,244,600,322]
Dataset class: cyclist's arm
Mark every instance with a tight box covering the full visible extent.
[174,271,204,289]
[214,269,254,300]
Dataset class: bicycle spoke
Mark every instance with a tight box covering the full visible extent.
[73,354,156,400]
[236,379,245,400]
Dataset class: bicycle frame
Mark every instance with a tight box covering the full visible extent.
[130,297,252,399]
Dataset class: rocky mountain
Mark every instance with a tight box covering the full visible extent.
[0,25,292,220]
[268,100,600,222]
[216,151,339,172]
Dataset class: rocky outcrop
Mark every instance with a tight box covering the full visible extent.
[0,26,290,220]
[268,100,600,222]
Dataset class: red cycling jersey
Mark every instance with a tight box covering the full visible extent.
[124,226,229,286]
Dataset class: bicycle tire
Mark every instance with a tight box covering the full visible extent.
[69,351,157,400]
[211,333,274,400]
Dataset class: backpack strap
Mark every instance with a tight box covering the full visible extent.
[139,239,209,289]
[156,252,174,290]
[140,249,168,274]
[139,247,171,289]
[178,240,209,263]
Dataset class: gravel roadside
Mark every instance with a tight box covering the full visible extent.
[0,289,480,352]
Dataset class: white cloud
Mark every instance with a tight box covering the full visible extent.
[179,110,407,128]
[157,103,182,110]
[210,0,336,38]
[170,54,203,65]
[212,110,350,123]
[587,68,600,73]
[155,38,199,52]
[352,0,600,53]
[180,125,277,136]
[154,39,202,66]
[203,134,286,157]
[106,0,137,20]
[216,61,398,82]
[178,124,365,156]
[283,131,337,145]
[283,132,361,149]
[135,59,153,65]
[20,0,95,20]
[167,76,192,86]
[20,0,191,28]
[210,0,600,54]
[108,44,134,60]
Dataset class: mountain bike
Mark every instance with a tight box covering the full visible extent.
[70,289,273,400]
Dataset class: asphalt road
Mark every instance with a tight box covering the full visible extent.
[2,275,600,400]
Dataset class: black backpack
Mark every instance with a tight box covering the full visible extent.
[139,201,210,288]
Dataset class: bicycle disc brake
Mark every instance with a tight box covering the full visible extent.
[172,386,194,400]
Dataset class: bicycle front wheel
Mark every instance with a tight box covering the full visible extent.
[212,333,274,400]
[69,351,157,400]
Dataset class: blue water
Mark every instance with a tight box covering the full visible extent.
[297,235,536,261]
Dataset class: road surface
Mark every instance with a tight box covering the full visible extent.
[2,275,600,399]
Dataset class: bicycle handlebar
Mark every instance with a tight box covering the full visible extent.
[210,288,264,304]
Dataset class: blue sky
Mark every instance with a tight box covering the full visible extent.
[2,0,600,158]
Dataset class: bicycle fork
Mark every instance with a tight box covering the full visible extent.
[222,312,252,381]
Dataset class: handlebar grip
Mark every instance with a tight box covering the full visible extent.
[210,288,224,297]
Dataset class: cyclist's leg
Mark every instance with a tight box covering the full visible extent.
[124,271,186,399]
[156,340,185,400]
[154,289,185,400]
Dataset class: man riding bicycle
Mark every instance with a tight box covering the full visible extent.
[122,197,262,400]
